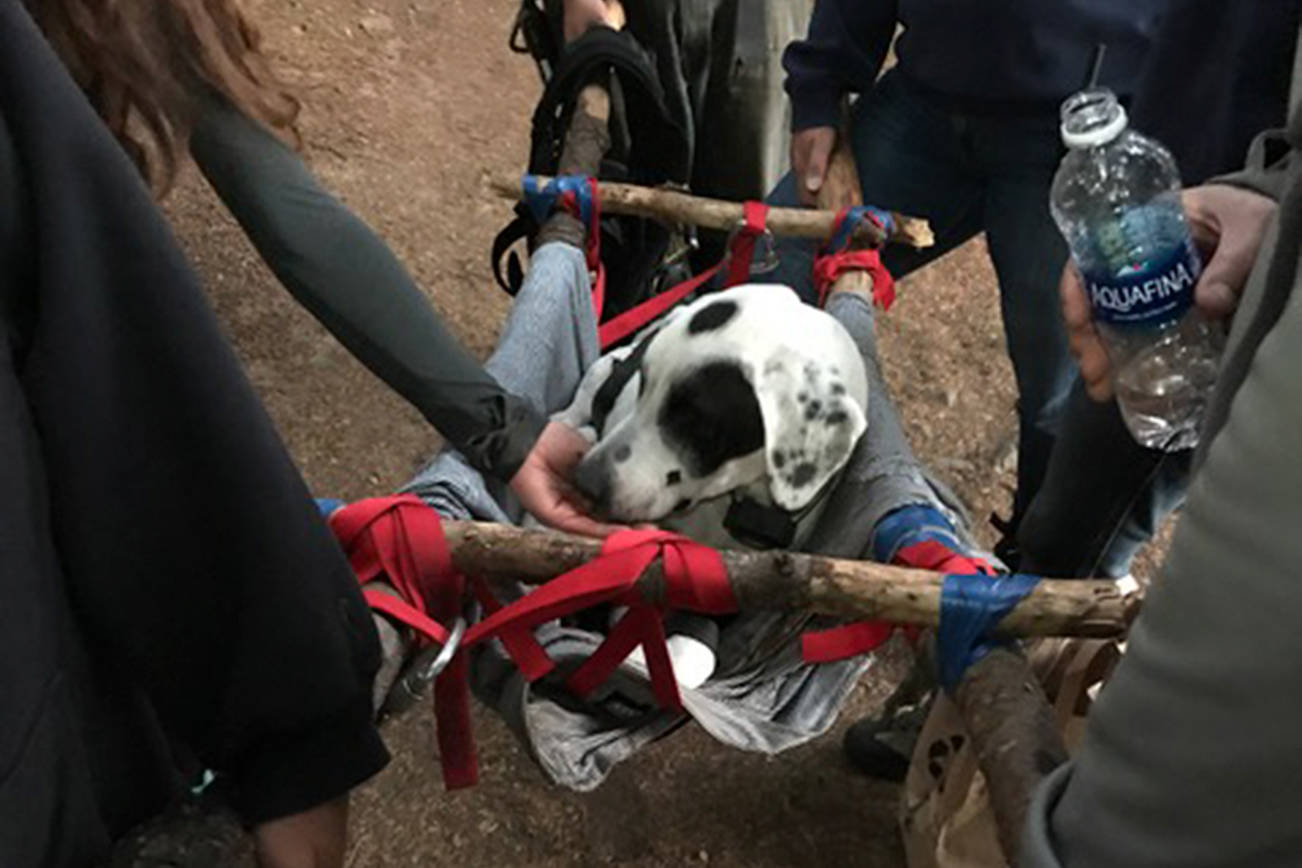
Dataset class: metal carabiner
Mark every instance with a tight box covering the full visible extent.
[378,616,467,720]
[724,217,780,278]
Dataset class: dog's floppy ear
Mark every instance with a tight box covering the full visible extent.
[752,357,868,511]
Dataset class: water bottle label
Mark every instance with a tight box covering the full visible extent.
[1083,238,1202,327]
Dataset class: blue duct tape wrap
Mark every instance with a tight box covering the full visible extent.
[315,497,346,518]
[937,572,1041,693]
[870,503,964,563]
[522,173,594,227]
[827,205,896,252]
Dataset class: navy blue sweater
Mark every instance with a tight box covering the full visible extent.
[783,0,1167,129]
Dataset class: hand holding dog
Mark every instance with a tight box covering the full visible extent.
[1062,184,1276,402]
[511,421,627,538]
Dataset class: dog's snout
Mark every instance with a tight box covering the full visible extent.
[573,456,611,509]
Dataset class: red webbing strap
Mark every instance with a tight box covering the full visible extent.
[560,176,606,321]
[564,530,735,711]
[330,496,482,788]
[330,503,738,786]
[812,206,896,310]
[812,249,896,310]
[331,496,453,645]
[801,620,896,663]
[725,201,770,288]
[597,263,721,349]
[472,578,555,682]
[595,200,772,349]
[800,540,998,663]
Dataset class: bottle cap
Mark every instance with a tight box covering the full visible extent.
[1060,90,1128,149]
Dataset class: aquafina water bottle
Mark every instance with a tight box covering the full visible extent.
[1050,88,1222,451]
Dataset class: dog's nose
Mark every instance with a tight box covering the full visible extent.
[572,456,611,511]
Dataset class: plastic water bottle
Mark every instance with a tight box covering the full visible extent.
[1050,88,1222,451]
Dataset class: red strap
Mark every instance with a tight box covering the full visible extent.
[595,200,771,349]
[723,200,770,288]
[597,263,721,349]
[801,620,895,663]
[329,497,481,787]
[329,503,737,788]
[472,578,555,682]
[725,201,770,288]
[560,177,606,321]
[563,529,734,711]
[812,248,896,310]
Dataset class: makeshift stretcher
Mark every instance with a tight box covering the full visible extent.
[355,23,1129,864]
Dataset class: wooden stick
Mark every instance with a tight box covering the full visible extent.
[443,519,1088,863]
[485,173,935,250]
[816,118,879,298]
[440,521,1135,638]
[810,113,1067,860]
[956,649,1069,864]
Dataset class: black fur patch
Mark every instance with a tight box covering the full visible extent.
[658,360,764,477]
[826,410,849,425]
[614,444,632,463]
[688,300,739,334]
[791,462,817,488]
[666,470,682,485]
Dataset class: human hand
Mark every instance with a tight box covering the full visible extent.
[254,798,348,868]
[790,126,837,206]
[510,421,626,537]
[1061,183,1277,402]
[563,0,610,42]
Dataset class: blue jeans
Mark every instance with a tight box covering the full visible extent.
[766,70,1187,576]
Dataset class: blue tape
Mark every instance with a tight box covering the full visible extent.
[937,572,1041,693]
[828,205,896,252]
[870,504,964,563]
[522,173,593,227]
[315,497,346,518]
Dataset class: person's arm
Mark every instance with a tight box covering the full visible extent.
[781,0,897,204]
[1023,151,1302,868]
[189,96,619,536]
[188,95,545,482]
[782,0,897,132]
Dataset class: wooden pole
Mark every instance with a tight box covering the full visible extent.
[814,131,878,297]
[955,649,1069,863]
[439,521,1134,638]
[808,116,1071,864]
[485,173,935,249]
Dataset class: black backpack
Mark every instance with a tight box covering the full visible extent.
[493,14,693,321]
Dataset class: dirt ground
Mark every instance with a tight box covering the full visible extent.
[159,1,1165,865]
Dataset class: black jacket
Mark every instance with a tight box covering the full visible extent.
[783,0,1166,129]
[0,1,387,863]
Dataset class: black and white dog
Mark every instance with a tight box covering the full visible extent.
[554,284,871,686]
[562,283,869,548]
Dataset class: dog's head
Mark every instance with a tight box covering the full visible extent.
[567,284,869,524]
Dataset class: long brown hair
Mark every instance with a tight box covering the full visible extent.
[29,0,300,194]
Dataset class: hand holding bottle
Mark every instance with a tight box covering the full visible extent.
[1062,184,1277,403]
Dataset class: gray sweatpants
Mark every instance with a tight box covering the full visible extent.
[403,242,945,790]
